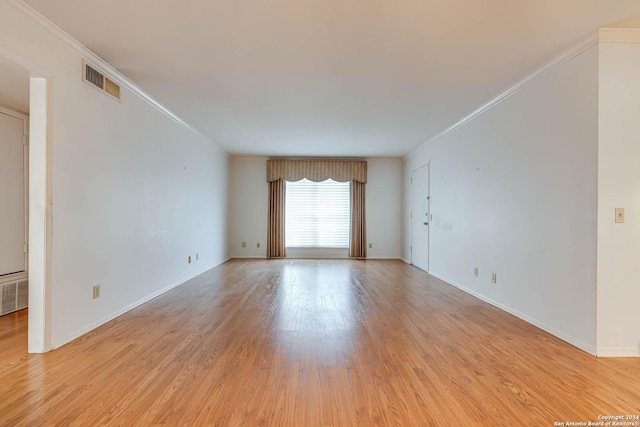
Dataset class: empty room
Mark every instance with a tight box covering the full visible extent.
[1,0,640,425]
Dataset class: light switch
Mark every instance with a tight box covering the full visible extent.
[615,208,625,223]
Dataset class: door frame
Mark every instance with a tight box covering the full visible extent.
[410,163,430,271]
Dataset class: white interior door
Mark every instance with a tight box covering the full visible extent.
[411,164,430,271]
[0,111,26,276]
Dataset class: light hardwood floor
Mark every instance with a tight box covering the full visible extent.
[1,259,639,426]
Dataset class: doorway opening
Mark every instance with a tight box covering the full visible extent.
[0,105,29,314]
[0,49,50,353]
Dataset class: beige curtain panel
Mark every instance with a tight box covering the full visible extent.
[267,179,286,258]
[349,179,367,258]
[266,160,367,183]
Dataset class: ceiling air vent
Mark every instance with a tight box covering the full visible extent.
[82,60,121,101]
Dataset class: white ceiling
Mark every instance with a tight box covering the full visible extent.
[22,0,640,157]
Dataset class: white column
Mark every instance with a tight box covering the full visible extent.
[28,77,51,353]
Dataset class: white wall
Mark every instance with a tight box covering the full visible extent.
[597,41,640,357]
[366,159,403,258]
[228,157,269,257]
[404,46,599,354]
[0,2,229,348]
[228,157,403,259]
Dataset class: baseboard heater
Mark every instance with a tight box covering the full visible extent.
[0,279,28,316]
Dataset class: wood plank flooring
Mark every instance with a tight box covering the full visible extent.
[0,259,639,426]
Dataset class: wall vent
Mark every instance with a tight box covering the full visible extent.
[0,279,28,316]
[82,60,121,101]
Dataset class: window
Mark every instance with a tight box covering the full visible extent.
[285,179,350,248]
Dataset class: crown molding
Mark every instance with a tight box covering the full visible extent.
[0,0,227,154]
[405,30,600,158]
[599,27,640,44]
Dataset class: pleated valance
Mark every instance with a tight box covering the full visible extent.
[266,160,367,183]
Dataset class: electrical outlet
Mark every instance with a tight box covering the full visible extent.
[196,253,199,261]
[256,243,260,248]
[368,243,373,248]
[188,256,192,264]
[92,285,100,299]
[474,267,478,277]
[242,241,247,248]
[491,272,497,283]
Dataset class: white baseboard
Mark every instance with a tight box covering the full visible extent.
[229,256,404,260]
[596,348,640,357]
[230,256,267,259]
[429,271,597,356]
[51,258,229,350]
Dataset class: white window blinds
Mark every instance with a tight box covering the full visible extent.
[285,179,350,248]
